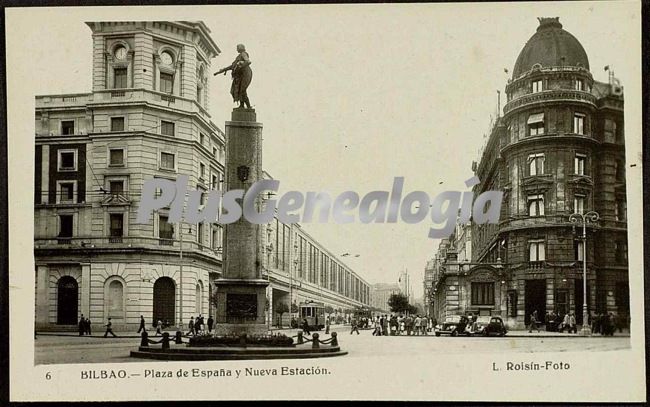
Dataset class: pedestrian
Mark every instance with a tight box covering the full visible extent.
[78,314,86,336]
[528,310,540,333]
[591,313,601,335]
[85,317,92,335]
[137,315,146,333]
[405,315,413,336]
[325,316,330,334]
[155,319,162,336]
[301,318,311,335]
[195,315,202,334]
[414,315,422,336]
[103,317,117,337]
[350,317,360,335]
[187,316,195,336]
[207,315,214,333]
[568,312,577,333]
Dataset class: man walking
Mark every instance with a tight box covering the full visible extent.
[103,317,117,337]
[350,317,360,335]
[187,316,195,336]
[137,315,146,333]
[78,314,86,336]
[207,315,214,333]
[85,317,92,335]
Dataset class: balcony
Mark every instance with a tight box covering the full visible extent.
[34,236,223,260]
[503,89,597,115]
[90,88,211,122]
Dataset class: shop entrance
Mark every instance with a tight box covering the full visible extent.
[524,279,546,326]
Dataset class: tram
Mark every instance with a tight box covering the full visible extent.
[298,302,326,330]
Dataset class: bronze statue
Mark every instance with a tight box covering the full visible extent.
[214,44,253,109]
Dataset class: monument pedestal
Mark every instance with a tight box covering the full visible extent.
[213,279,268,336]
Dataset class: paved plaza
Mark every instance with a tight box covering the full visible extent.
[34,326,631,365]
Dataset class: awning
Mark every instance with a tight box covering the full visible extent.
[527,113,545,124]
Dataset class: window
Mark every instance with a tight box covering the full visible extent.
[107,280,124,317]
[471,282,495,305]
[197,86,202,104]
[200,163,206,180]
[615,160,625,182]
[159,215,174,240]
[527,113,545,136]
[195,283,203,314]
[110,117,125,132]
[59,182,74,203]
[160,121,175,136]
[109,180,124,196]
[110,213,123,237]
[57,150,77,171]
[200,133,205,145]
[574,194,585,214]
[109,148,124,166]
[212,147,217,158]
[528,194,544,216]
[574,154,586,175]
[160,73,174,94]
[555,289,569,316]
[61,120,75,135]
[160,152,175,170]
[529,240,545,262]
[114,68,127,89]
[575,79,584,91]
[574,240,584,262]
[197,222,204,245]
[573,113,585,135]
[507,290,517,317]
[615,200,627,221]
[59,215,73,237]
[212,225,223,250]
[532,79,543,93]
[528,153,544,176]
[211,174,218,190]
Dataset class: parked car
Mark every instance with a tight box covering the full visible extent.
[474,316,507,336]
[434,315,471,336]
[468,316,492,335]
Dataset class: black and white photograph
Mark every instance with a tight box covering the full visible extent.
[5,1,646,402]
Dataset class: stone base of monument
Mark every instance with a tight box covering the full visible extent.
[130,332,347,360]
[130,345,347,361]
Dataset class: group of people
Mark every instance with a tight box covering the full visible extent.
[77,314,92,336]
[529,310,625,335]
[370,314,434,336]
[186,315,215,336]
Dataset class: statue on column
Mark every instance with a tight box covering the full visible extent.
[214,44,253,109]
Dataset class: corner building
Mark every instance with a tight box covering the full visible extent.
[34,22,225,330]
[432,18,628,329]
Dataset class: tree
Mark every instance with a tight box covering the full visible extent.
[274,302,289,328]
[388,293,410,314]
[324,305,334,314]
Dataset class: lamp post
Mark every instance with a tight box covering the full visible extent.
[569,210,599,336]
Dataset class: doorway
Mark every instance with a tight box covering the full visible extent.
[153,277,176,326]
[57,276,78,325]
[524,279,546,326]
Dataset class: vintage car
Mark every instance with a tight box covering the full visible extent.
[434,315,471,336]
[470,316,508,336]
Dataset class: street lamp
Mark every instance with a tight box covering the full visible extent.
[569,210,599,336]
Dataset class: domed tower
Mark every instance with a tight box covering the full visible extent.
[473,18,627,330]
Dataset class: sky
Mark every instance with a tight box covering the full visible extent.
[8,2,639,299]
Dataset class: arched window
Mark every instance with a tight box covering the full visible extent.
[107,279,124,318]
[195,282,203,314]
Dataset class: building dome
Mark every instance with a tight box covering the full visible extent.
[512,17,589,78]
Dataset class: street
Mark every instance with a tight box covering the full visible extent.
[34,327,631,365]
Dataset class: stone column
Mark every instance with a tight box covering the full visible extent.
[35,265,49,325]
[81,263,91,317]
[214,109,269,335]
